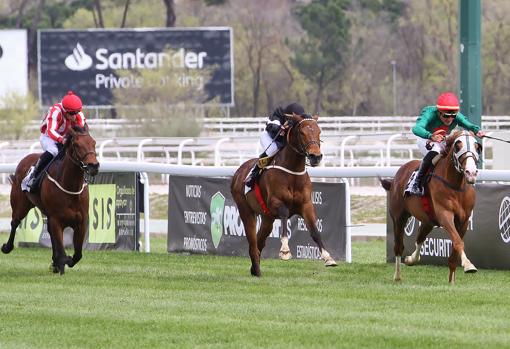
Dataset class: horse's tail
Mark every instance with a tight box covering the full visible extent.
[378,176,392,191]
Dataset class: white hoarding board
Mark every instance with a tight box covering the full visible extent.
[0,29,28,106]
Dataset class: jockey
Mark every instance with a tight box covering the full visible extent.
[24,91,86,192]
[244,102,308,189]
[406,91,485,196]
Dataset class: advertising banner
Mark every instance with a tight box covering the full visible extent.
[18,172,139,251]
[167,176,347,261]
[38,28,233,107]
[0,30,28,105]
[386,183,510,269]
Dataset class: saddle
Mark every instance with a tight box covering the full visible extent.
[404,169,438,226]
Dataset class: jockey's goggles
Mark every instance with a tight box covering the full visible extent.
[441,111,457,118]
[67,110,80,115]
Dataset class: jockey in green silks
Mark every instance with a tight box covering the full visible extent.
[406,92,486,196]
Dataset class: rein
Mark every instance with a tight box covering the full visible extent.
[429,173,466,192]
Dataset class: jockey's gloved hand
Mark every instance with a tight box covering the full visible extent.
[266,122,282,137]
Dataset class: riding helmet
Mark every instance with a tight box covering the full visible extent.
[436,92,460,111]
[283,102,305,116]
[62,91,83,112]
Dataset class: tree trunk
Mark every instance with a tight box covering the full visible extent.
[120,0,130,28]
[163,0,176,27]
[314,69,325,114]
[94,0,105,28]
[15,0,29,28]
[27,0,45,83]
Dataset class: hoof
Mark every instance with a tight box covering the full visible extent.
[325,259,338,267]
[393,276,402,282]
[464,264,478,273]
[50,263,59,274]
[1,243,13,254]
[404,256,418,266]
[279,250,292,260]
[250,265,261,277]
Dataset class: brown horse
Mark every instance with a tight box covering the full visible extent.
[380,130,482,283]
[2,126,99,274]
[231,113,337,277]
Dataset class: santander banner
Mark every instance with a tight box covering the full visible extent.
[38,28,233,107]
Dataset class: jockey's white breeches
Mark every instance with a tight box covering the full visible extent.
[40,134,59,156]
[417,136,446,156]
[259,119,282,157]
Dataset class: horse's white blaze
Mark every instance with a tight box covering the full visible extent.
[464,156,478,184]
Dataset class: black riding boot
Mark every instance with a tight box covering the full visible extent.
[245,152,267,188]
[408,151,438,196]
[27,151,54,191]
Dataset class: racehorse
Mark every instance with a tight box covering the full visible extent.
[2,125,99,274]
[380,130,482,284]
[231,113,337,277]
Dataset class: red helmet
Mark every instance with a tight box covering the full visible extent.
[61,91,82,113]
[436,92,460,111]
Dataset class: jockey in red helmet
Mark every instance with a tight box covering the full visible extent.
[23,91,86,192]
[405,92,486,196]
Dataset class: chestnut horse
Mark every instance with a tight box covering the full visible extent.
[2,126,99,274]
[231,113,337,277]
[380,130,482,283]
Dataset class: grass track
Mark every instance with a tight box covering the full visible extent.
[0,235,509,349]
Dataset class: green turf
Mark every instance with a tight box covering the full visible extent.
[0,234,509,349]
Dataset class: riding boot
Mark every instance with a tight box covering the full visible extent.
[27,151,54,191]
[408,151,438,196]
[245,152,267,189]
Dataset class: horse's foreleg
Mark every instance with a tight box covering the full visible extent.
[276,206,291,260]
[48,217,68,275]
[68,220,87,268]
[437,210,475,283]
[301,203,337,267]
[457,219,477,274]
[257,216,275,254]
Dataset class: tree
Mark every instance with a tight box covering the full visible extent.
[0,91,39,140]
[290,0,351,113]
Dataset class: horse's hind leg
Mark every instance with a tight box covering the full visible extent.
[301,202,337,267]
[2,188,34,254]
[392,212,410,282]
[404,222,433,266]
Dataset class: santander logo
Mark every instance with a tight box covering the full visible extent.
[499,196,510,244]
[64,43,93,71]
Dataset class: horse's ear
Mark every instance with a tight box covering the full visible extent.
[84,123,89,132]
[312,114,319,121]
[475,141,483,154]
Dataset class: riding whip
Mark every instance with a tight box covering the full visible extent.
[483,135,510,143]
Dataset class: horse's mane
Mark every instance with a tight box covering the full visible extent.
[55,125,89,161]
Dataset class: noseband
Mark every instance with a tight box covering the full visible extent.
[286,118,321,157]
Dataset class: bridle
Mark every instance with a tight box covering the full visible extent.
[286,118,321,157]
[451,132,481,173]
[68,135,97,174]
